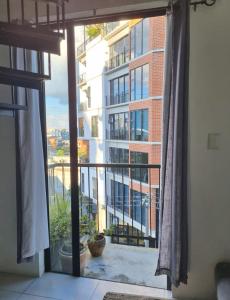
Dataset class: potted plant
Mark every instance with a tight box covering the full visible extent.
[59,239,87,274]
[49,197,88,274]
[58,212,89,274]
[49,197,71,269]
[87,219,106,257]
[103,224,116,244]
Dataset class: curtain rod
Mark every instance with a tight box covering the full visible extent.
[40,0,217,27]
[190,0,216,11]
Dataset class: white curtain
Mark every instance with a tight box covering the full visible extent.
[16,49,49,262]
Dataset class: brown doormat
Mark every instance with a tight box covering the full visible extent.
[103,293,157,300]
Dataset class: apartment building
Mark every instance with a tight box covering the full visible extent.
[76,16,165,246]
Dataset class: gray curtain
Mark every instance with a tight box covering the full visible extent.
[155,0,190,287]
[15,49,49,263]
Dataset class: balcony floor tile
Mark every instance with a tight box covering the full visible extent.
[83,243,167,289]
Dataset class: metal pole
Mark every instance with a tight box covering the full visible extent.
[67,25,80,277]
[39,81,51,272]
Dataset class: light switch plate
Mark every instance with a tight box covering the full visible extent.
[207,133,221,150]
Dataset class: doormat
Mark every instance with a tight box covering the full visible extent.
[103,293,157,300]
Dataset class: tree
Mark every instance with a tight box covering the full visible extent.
[86,24,104,39]
[56,148,65,156]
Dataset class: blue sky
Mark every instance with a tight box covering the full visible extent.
[45,39,69,130]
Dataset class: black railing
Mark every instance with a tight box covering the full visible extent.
[77,35,99,57]
[78,72,86,84]
[79,102,87,111]
[106,49,130,70]
[104,22,120,35]
[106,129,129,140]
[106,92,129,106]
[48,162,160,248]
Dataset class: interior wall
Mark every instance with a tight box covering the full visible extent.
[173,0,230,299]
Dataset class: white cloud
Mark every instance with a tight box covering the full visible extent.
[45,39,68,105]
[47,113,68,130]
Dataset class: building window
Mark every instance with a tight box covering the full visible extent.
[109,112,129,140]
[79,118,84,137]
[91,116,98,137]
[131,189,147,226]
[109,36,129,69]
[92,177,97,199]
[130,64,149,101]
[130,109,148,141]
[130,151,148,183]
[109,147,129,176]
[131,18,149,59]
[110,180,129,215]
[109,74,129,105]
[81,173,85,193]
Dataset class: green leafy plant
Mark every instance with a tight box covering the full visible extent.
[103,224,116,236]
[87,219,98,242]
[49,197,71,245]
[56,148,65,156]
[85,24,103,39]
[49,195,90,245]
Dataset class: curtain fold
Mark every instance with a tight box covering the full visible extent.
[155,0,190,287]
[15,49,49,263]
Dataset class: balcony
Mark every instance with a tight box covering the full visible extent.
[106,129,129,140]
[104,22,120,35]
[78,73,87,85]
[77,36,95,57]
[79,102,87,112]
[106,92,129,106]
[47,163,166,289]
[106,50,130,71]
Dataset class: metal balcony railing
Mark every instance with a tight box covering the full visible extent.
[78,73,86,85]
[76,35,99,57]
[106,129,129,140]
[79,102,87,111]
[106,49,130,71]
[106,92,129,106]
[104,22,120,35]
[48,162,160,248]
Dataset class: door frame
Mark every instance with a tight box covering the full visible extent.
[44,7,171,289]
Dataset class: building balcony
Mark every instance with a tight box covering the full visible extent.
[106,129,129,141]
[76,36,97,57]
[106,92,129,106]
[79,102,87,112]
[78,73,87,85]
[103,22,120,36]
[106,50,130,71]
[47,162,165,288]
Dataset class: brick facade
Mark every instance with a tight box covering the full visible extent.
[127,16,165,231]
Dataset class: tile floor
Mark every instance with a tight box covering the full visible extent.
[53,243,167,289]
[0,272,173,300]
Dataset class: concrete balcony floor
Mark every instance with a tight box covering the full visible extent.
[0,272,173,300]
[83,242,167,289]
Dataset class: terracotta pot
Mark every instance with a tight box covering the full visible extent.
[88,234,106,257]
